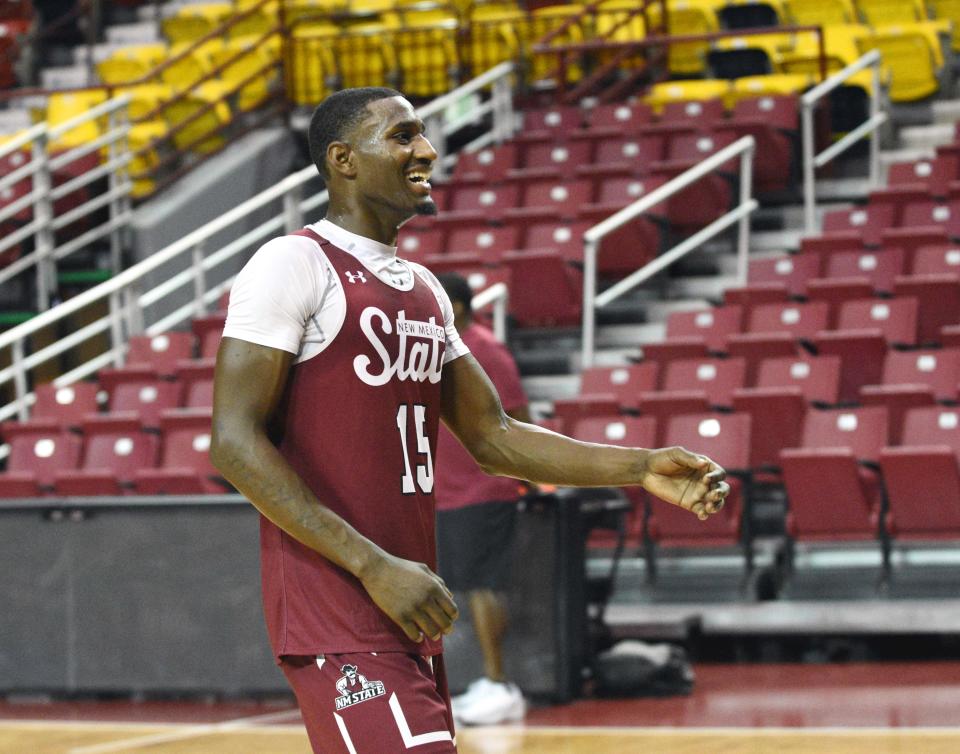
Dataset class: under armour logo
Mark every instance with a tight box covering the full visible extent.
[346,271,367,284]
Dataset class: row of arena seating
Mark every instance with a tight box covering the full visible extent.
[0,0,32,89]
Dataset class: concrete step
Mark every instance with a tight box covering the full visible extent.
[932,98,960,125]
[105,21,161,44]
[751,228,802,253]
[40,66,95,90]
[644,298,713,323]
[880,147,938,169]
[521,374,579,402]
[899,123,955,151]
[597,322,665,349]
[668,275,739,302]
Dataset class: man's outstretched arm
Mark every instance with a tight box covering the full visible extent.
[440,354,728,519]
[210,336,458,641]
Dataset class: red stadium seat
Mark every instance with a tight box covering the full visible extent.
[125,332,196,376]
[586,101,655,135]
[660,98,725,125]
[747,254,822,297]
[780,406,889,542]
[664,305,744,353]
[640,338,711,366]
[99,366,183,429]
[910,244,960,276]
[731,94,798,132]
[191,314,227,359]
[804,278,876,328]
[724,332,801,385]
[398,226,447,258]
[723,283,791,312]
[822,204,896,248]
[731,387,807,472]
[446,224,520,261]
[452,143,519,184]
[823,248,905,294]
[893,275,960,345]
[636,391,713,446]
[880,226,951,259]
[812,329,888,404]
[510,177,594,220]
[579,363,660,411]
[31,381,100,429]
[878,348,960,402]
[880,406,960,539]
[514,139,594,179]
[834,297,918,347]
[798,231,864,258]
[551,395,623,434]
[54,414,159,496]
[520,106,583,139]
[501,250,582,327]
[660,130,739,172]
[133,409,229,495]
[445,184,521,224]
[899,198,960,240]
[661,357,747,409]
[586,173,668,216]
[887,155,955,197]
[859,384,937,445]
[746,301,830,341]
[754,355,842,405]
[715,120,793,193]
[177,359,216,409]
[569,413,657,448]
[0,420,82,497]
[592,133,665,170]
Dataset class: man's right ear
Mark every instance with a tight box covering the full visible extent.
[327,142,356,178]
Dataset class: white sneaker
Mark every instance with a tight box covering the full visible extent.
[451,677,497,722]
[455,679,526,726]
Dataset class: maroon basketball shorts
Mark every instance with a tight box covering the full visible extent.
[281,651,457,753]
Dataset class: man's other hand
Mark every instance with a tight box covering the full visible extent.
[640,446,730,521]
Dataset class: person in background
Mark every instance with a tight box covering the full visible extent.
[434,272,529,726]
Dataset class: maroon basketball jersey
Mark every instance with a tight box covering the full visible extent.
[260,229,447,658]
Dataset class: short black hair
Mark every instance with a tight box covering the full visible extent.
[436,272,473,316]
[308,87,403,177]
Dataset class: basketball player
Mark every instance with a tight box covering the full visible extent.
[210,87,729,753]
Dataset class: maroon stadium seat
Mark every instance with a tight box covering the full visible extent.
[880,406,960,539]
[452,143,519,183]
[520,105,583,139]
[780,406,889,541]
[54,413,159,496]
[804,278,876,328]
[177,359,216,409]
[522,219,592,263]
[747,254,822,297]
[551,395,623,435]
[910,243,960,276]
[822,204,896,248]
[192,314,226,359]
[754,354,842,405]
[899,198,960,240]
[724,332,801,385]
[880,226,951,259]
[31,381,100,429]
[723,283,791,312]
[133,408,229,494]
[661,357,747,409]
[579,363,660,411]
[715,120,793,193]
[0,420,82,497]
[585,172,668,217]
[510,177,594,220]
[664,305,744,353]
[878,348,960,402]
[798,231,865,258]
[731,387,807,472]
[887,155,955,197]
[99,366,183,429]
[834,297,918,347]
[731,94,798,132]
[823,248,905,293]
[445,183,521,223]
[893,274,960,345]
[398,226,446,259]
[746,301,830,341]
[446,224,520,262]
[636,391,713,446]
[641,338,711,366]
[501,250,582,327]
[812,329,888,403]
[859,384,937,445]
[125,332,196,376]
[660,98,725,125]
[514,138,594,180]
[592,133,665,170]
[586,101,655,135]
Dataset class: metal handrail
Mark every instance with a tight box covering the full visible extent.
[801,49,886,232]
[0,93,132,310]
[581,135,757,369]
[0,64,517,423]
[471,281,509,342]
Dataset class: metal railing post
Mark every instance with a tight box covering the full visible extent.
[192,241,207,318]
[737,142,755,286]
[32,132,55,311]
[869,55,882,188]
[283,181,304,233]
[11,340,28,421]
[425,113,446,180]
[108,290,126,367]
[801,99,816,234]
[492,74,514,141]
[492,294,506,343]
[581,239,598,370]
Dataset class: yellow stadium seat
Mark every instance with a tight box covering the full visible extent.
[161,3,233,45]
[307,23,397,90]
[644,78,730,114]
[710,32,797,77]
[855,0,925,26]
[228,7,276,40]
[857,27,940,101]
[390,21,460,97]
[783,0,856,26]
[778,24,871,76]
[117,83,175,120]
[594,0,648,72]
[666,0,722,75]
[349,0,396,15]
[729,72,814,105]
[96,43,168,86]
[47,89,108,149]
[161,40,225,92]
[127,120,168,198]
[284,0,349,28]
[287,26,340,105]
[929,0,960,51]
[163,81,233,154]
[526,5,586,84]
[462,8,523,78]
[210,38,279,111]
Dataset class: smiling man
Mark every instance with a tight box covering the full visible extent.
[210,87,729,753]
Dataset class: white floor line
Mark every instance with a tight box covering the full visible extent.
[65,708,303,754]
[465,725,960,736]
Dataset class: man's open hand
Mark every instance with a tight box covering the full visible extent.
[640,446,730,520]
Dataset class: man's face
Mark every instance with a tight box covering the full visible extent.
[348,96,438,219]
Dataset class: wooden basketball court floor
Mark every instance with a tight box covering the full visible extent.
[2,662,959,754]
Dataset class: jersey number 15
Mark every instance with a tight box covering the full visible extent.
[396,404,434,495]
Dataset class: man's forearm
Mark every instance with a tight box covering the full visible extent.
[210,430,384,579]
[470,418,651,487]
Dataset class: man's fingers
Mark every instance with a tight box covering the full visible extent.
[422,602,455,639]
[412,609,443,642]
[399,619,424,643]
[704,468,726,484]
